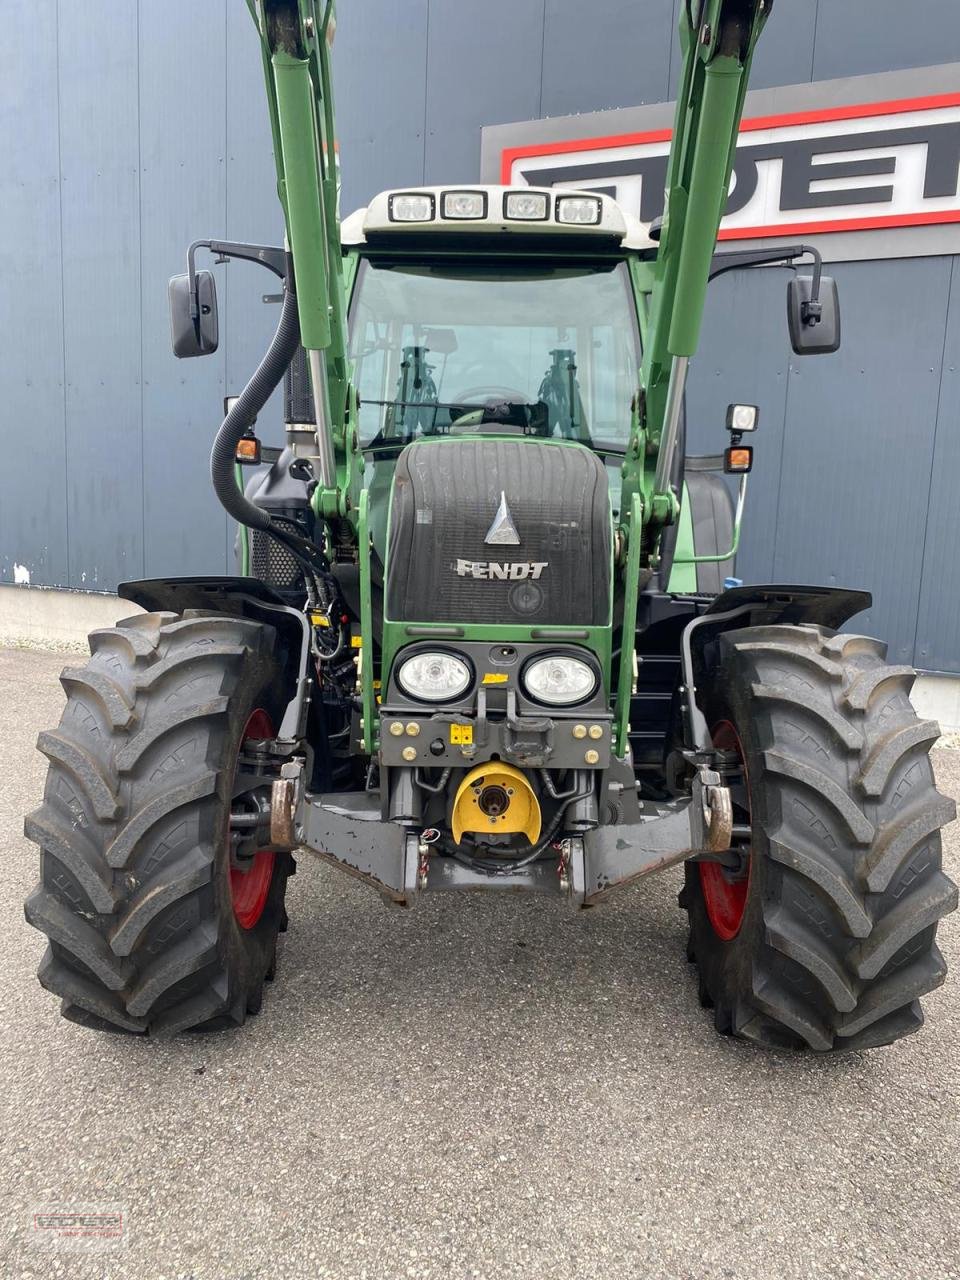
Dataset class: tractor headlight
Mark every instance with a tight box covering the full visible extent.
[505,191,549,221]
[556,195,602,225]
[388,192,435,222]
[441,190,487,220]
[522,654,597,706]
[396,651,472,701]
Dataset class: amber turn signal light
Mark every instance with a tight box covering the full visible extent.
[724,445,753,474]
[235,435,261,465]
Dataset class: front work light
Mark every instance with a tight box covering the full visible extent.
[556,195,602,225]
[522,654,597,706]
[389,193,435,222]
[396,651,472,701]
[505,191,549,221]
[441,190,486,219]
[726,403,758,432]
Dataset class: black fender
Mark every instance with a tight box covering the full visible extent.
[700,583,871,630]
[681,584,872,752]
[118,577,311,742]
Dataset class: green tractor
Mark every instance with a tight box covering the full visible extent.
[25,0,957,1049]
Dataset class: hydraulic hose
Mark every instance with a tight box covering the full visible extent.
[210,285,341,643]
[210,287,302,533]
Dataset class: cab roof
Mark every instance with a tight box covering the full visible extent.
[340,185,655,252]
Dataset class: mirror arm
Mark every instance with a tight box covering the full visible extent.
[708,243,807,281]
[710,242,826,328]
[797,245,824,325]
[185,239,289,320]
[708,241,824,300]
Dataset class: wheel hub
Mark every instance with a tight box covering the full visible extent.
[698,719,751,941]
[229,708,276,930]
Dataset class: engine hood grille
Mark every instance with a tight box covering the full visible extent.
[386,438,611,626]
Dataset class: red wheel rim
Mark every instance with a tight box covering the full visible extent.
[698,719,751,941]
[229,707,275,930]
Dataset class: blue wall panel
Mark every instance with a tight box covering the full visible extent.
[915,258,960,674]
[686,256,959,669]
[333,0,429,216]
[58,2,144,591]
[683,269,792,586]
[0,0,68,588]
[1,0,958,673]
[423,0,544,185]
[812,1,960,82]
[140,1,229,581]
[771,258,953,666]
[542,0,673,117]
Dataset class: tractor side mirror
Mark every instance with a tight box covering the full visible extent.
[787,274,840,355]
[168,269,219,357]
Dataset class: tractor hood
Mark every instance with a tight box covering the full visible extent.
[386,438,611,626]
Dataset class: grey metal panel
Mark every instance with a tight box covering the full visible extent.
[140,1,229,581]
[541,0,674,118]
[914,257,960,674]
[746,3,818,90]
[333,0,429,213]
[423,0,544,186]
[684,268,792,584]
[0,0,68,588]
[58,2,143,591]
[813,1,960,81]
[772,257,953,664]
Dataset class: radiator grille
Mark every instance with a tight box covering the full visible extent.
[386,439,611,626]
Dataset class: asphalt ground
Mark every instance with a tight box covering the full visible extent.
[1,645,958,1280]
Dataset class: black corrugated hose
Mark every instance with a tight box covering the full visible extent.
[210,288,300,533]
[209,285,339,632]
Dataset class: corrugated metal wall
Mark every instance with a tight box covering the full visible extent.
[2,1,959,671]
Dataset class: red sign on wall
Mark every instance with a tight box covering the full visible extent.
[500,93,960,240]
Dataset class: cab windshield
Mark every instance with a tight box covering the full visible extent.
[349,257,640,453]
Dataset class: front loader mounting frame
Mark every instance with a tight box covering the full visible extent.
[119,578,872,909]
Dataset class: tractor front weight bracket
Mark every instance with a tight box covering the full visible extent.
[294,769,732,909]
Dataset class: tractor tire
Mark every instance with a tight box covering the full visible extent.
[23,610,294,1036]
[680,624,957,1052]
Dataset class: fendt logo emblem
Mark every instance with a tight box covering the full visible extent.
[455,559,547,580]
[485,490,521,546]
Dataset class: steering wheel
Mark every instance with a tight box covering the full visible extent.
[452,385,531,405]
[448,388,533,432]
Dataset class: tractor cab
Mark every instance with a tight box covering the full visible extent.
[340,185,736,599]
[341,186,650,566]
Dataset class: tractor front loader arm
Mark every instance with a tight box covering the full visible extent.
[248,0,356,521]
[620,0,771,537]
